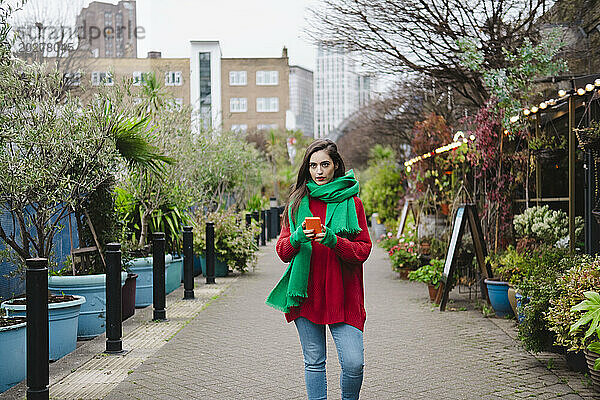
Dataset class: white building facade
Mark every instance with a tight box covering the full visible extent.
[314,42,374,139]
[289,65,314,137]
[190,41,222,131]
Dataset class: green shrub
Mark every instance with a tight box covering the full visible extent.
[513,205,583,247]
[408,258,445,288]
[516,248,575,352]
[546,255,600,352]
[192,210,260,273]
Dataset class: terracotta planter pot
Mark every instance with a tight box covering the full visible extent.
[507,287,518,318]
[396,269,410,280]
[427,284,440,302]
[584,349,600,390]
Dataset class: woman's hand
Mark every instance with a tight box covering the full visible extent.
[302,221,316,240]
[315,224,337,248]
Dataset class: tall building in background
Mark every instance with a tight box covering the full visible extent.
[76,1,138,58]
[314,42,374,138]
[289,65,314,137]
[190,41,222,130]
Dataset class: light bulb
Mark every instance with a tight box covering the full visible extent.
[509,115,519,123]
[469,134,475,141]
[558,89,567,97]
[531,106,538,113]
[523,109,531,116]
[577,88,586,95]
[586,83,594,92]
[539,102,547,109]
[595,78,600,87]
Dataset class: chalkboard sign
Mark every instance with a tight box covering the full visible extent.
[436,204,492,311]
[395,200,415,239]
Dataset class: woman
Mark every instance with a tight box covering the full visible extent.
[266,139,372,400]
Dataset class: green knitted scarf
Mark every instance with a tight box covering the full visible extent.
[265,170,361,313]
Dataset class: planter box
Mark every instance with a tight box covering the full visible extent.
[0,317,26,393]
[2,295,85,361]
[484,279,514,318]
[166,256,183,294]
[127,255,181,308]
[48,272,127,339]
[198,255,229,277]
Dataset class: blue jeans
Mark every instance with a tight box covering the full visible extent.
[294,317,364,400]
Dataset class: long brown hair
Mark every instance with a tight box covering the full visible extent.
[282,139,346,228]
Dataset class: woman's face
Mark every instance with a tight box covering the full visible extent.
[309,150,336,185]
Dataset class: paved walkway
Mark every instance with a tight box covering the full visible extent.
[2,239,598,399]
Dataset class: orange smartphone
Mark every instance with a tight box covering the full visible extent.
[304,217,322,234]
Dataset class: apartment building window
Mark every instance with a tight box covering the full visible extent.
[229,71,247,86]
[257,124,278,131]
[231,124,248,133]
[91,71,113,86]
[165,71,182,86]
[256,97,279,112]
[63,72,81,87]
[256,70,278,85]
[132,71,148,86]
[230,98,248,113]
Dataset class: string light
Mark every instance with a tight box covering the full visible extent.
[531,106,539,113]
[595,78,600,87]
[577,88,586,95]
[539,102,547,109]
[558,89,567,97]
[523,109,531,116]
[509,115,519,123]
[586,83,595,92]
[403,132,476,169]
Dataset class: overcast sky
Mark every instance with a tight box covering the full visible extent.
[12,0,320,70]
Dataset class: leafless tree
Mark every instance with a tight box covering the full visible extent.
[307,0,554,108]
[337,73,474,168]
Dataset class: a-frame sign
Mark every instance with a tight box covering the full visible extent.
[436,204,493,311]
[396,199,417,239]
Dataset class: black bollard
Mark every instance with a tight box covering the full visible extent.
[206,222,216,284]
[245,213,252,227]
[183,226,195,299]
[152,232,167,321]
[266,208,273,240]
[270,206,278,239]
[105,243,123,353]
[260,210,267,246]
[26,258,49,400]
[252,211,260,246]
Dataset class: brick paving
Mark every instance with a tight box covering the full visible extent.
[2,238,597,399]
[102,240,596,400]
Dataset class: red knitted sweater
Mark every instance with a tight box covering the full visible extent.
[275,196,372,331]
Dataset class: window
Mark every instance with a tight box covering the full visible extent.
[63,72,81,87]
[230,98,247,113]
[229,71,247,86]
[256,97,279,112]
[257,124,278,131]
[256,70,278,85]
[132,71,148,86]
[91,71,113,86]
[231,124,248,133]
[165,71,182,86]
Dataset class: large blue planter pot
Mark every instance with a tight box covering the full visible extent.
[198,254,229,277]
[128,255,181,308]
[484,279,514,318]
[48,273,127,339]
[2,295,85,361]
[0,318,26,393]
[166,256,183,294]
